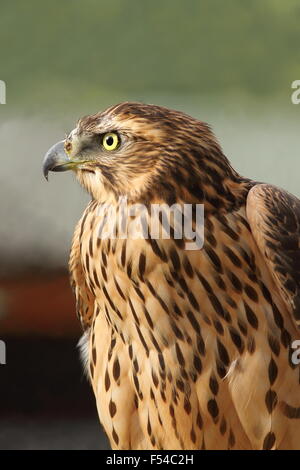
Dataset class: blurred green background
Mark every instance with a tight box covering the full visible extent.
[0,0,299,450]
[2,0,300,111]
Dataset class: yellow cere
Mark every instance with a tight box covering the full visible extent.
[65,142,72,155]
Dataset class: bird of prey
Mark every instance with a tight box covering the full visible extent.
[43,102,300,450]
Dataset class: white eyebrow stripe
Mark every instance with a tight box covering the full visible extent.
[94,115,116,132]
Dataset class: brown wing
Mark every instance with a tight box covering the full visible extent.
[246,184,300,327]
[69,202,96,331]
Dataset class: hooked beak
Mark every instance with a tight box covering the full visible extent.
[43,140,82,180]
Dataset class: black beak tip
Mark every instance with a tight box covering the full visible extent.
[42,140,67,181]
[42,160,50,181]
[43,162,49,181]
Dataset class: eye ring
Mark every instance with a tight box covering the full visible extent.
[102,132,120,151]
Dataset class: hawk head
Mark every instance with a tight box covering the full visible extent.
[43,102,247,209]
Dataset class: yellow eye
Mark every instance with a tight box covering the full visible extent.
[102,132,119,151]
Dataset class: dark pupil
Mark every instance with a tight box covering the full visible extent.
[106,135,114,147]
